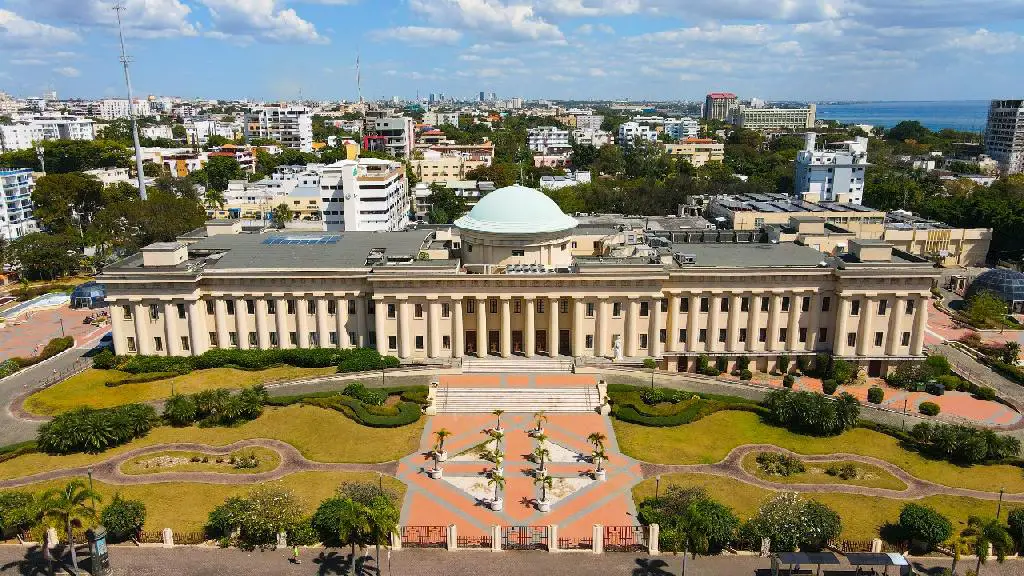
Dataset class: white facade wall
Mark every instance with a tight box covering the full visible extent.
[985,100,1024,175]
[572,129,612,148]
[527,126,571,153]
[617,122,658,146]
[317,160,410,232]
[245,106,313,153]
[186,120,237,146]
[795,135,868,204]
[141,125,174,140]
[664,118,700,141]
[0,169,38,240]
[575,114,604,131]
[0,124,39,152]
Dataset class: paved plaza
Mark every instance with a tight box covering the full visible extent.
[0,304,108,358]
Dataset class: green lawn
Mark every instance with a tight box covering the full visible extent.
[120,447,281,475]
[24,366,338,415]
[0,404,424,480]
[19,471,406,534]
[614,410,1024,493]
[633,473,1005,541]
[741,453,908,491]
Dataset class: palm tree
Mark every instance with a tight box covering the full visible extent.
[534,474,554,505]
[533,446,550,474]
[492,409,505,431]
[487,428,505,444]
[433,428,452,457]
[487,473,506,508]
[204,188,226,210]
[336,497,370,576]
[533,411,547,433]
[587,432,607,451]
[39,480,101,573]
[661,500,712,576]
[967,516,1015,575]
[365,494,399,576]
[270,203,292,229]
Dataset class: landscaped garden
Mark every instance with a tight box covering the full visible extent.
[120,447,281,475]
[742,452,908,491]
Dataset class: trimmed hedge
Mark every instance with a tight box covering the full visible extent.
[609,384,763,427]
[1,337,75,376]
[919,402,941,416]
[0,441,37,464]
[105,372,179,387]
[95,347,399,376]
[867,387,884,404]
[304,395,421,427]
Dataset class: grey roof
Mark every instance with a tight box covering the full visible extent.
[669,242,828,268]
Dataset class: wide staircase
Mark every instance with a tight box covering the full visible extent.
[436,387,599,413]
[462,356,574,374]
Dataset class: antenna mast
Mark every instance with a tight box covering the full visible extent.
[113,3,148,200]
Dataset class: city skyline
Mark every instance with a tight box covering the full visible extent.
[1,1,1024,102]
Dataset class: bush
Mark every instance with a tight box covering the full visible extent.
[161,385,267,427]
[702,367,721,377]
[782,374,795,388]
[207,487,301,550]
[98,347,397,376]
[740,369,753,381]
[305,396,421,427]
[163,394,198,426]
[697,354,710,373]
[762,389,860,436]
[936,374,962,391]
[925,382,945,396]
[867,387,885,404]
[232,452,260,469]
[715,357,728,373]
[92,349,116,369]
[101,494,147,543]
[342,382,386,406]
[919,402,941,416]
[0,491,37,537]
[737,356,751,370]
[0,360,19,379]
[973,386,998,401]
[756,452,805,476]
[105,372,179,387]
[778,355,790,374]
[37,404,157,454]
[910,421,1020,464]
[825,463,858,480]
[821,379,838,395]
[898,503,952,550]
[830,359,855,385]
[741,492,841,552]
[796,355,812,374]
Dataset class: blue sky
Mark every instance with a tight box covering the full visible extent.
[1,0,1023,102]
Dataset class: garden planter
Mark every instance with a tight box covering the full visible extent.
[428,468,443,479]
[490,497,504,511]
[536,500,551,512]
[536,468,548,478]
[530,427,545,437]
[492,466,504,477]
[435,450,448,462]
[493,427,504,435]
[594,469,606,481]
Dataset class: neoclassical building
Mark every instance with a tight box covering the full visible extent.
[100,186,940,375]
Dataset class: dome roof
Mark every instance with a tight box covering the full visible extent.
[965,268,1024,303]
[454,185,578,234]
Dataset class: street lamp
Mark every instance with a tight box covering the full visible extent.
[35,145,46,174]
[87,468,97,515]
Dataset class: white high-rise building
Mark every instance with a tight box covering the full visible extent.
[794,133,868,204]
[99,99,152,120]
[617,121,658,146]
[663,118,700,141]
[0,169,38,240]
[527,126,571,154]
[731,105,816,132]
[984,99,1024,175]
[572,129,612,148]
[0,124,38,153]
[318,159,409,232]
[370,117,415,159]
[244,105,313,152]
[575,114,604,131]
[30,116,95,141]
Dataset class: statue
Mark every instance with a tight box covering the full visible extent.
[612,335,623,361]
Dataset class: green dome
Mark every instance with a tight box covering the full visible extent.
[455,185,578,234]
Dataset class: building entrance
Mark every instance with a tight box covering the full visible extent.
[536,330,547,355]
[558,330,571,356]
[465,331,477,356]
[512,331,524,355]
[488,331,500,355]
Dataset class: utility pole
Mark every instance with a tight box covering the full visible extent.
[113,4,148,200]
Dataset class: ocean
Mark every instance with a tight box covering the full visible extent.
[815,101,990,132]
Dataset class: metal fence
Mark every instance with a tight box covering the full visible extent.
[176,531,208,545]
[456,534,492,549]
[557,536,593,551]
[501,526,549,551]
[603,525,647,553]
[137,531,164,544]
[400,526,447,548]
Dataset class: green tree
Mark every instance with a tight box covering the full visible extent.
[31,172,103,232]
[271,203,292,228]
[742,492,841,552]
[966,516,1015,575]
[965,290,1009,329]
[39,480,101,572]
[0,491,37,538]
[205,135,230,149]
[204,156,244,192]
[207,486,302,550]
[570,142,599,170]
[898,503,952,550]
[466,163,518,188]
[11,232,82,280]
[100,493,146,543]
[640,486,733,576]
[171,124,186,139]
[592,144,625,176]
[425,184,466,223]
[205,188,227,210]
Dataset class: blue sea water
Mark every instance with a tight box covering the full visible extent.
[815,101,989,132]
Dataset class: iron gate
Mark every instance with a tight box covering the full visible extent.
[604,525,647,552]
[501,525,549,550]
[400,525,447,548]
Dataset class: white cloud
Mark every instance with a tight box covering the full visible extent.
[371,26,462,46]
[635,23,774,45]
[945,28,1024,54]
[199,0,326,44]
[0,9,80,48]
[533,0,640,17]
[54,66,80,77]
[588,67,607,77]
[13,0,197,38]
[409,0,565,42]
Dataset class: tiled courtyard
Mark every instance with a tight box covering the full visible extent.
[397,409,642,540]
[0,305,109,358]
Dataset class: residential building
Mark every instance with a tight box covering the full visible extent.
[84,167,131,186]
[140,125,174,140]
[244,105,313,153]
[0,124,36,153]
[318,158,409,232]
[186,120,238,147]
[527,126,571,154]
[423,112,459,127]
[412,180,496,220]
[704,92,738,121]
[663,138,725,168]
[617,121,658,146]
[366,116,414,159]
[412,144,493,185]
[663,118,700,141]
[984,99,1024,174]
[575,114,604,131]
[0,169,37,240]
[101,184,939,378]
[1,116,95,152]
[209,145,256,174]
[322,118,363,135]
[730,105,816,132]
[539,171,591,190]
[572,129,613,148]
[794,133,869,204]
[99,99,152,120]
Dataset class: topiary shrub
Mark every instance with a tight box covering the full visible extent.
[715,356,728,373]
[740,369,753,381]
[639,387,668,405]
[737,356,751,370]
[796,355,812,374]
[821,379,838,395]
[778,355,790,374]
[867,387,885,404]
[101,494,147,543]
[782,374,795,388]
[919,402,941,416]
[936,374,962,391]
[756,452,805,476]
[342,382,386,406]
[825,463,858,480]
[92,349,116,370]
[697,354,710,373]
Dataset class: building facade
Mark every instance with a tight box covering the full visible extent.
[663,118,700,141]
[984,99,1024,175]
[368,117,415,159]
[101,186,938,377]
[318,158,409,232]
[795,133,868,204]
[663,139,725,168]
[617,122,657,146]
[731,105,816,132]
[0,169,38,240]
[704,92,738,121]
[527,127,571,154]
[572,129,612,148]
[245,105,313,153]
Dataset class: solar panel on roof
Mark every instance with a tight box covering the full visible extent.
[261,235,341,246]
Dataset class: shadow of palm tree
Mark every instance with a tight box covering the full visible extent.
[0,545,59,576]
[313,550,375,575]
[632,557,672,576]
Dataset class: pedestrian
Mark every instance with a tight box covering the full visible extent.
[292,545,301,564]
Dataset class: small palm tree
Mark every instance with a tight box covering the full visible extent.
[662,500,712,576]
[366,494,399,576]
[39,480,101,573]
[534,474,554,503]
[492,409,505,431]
[336,497,370,576]
[534,432,548,446]
[593,448,607,472]
[487,428,505,443]
[533,446,550,473]
[967,516,1015,575]
[487,473,506,504]
[587,432,607,451]
[533,411,547,432]
[433,428,452,456]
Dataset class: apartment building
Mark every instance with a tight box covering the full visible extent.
[527,126,571,154]
[572,129,613,148]
[140,125,174,140]
[731,105,816,132]
[575,114,604,131]
[99,99,151,120]
[664,118,700,141]
[412,144,493,185]
[186,120,239,147]
[795,133,869,204]
[984,99,1024,174]
[617,122,658,146]
[704,92,738,121]
[0,116,95,152]
[244,105,313,153]
[366,117,414,159]
[0,169,38,240]
[423,112,459,127]
[209,145,256,174]
[318,158,409,232]
[663,138,725,168]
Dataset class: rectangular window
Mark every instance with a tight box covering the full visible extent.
[681,298,690,312]
[761,297,770,312]
[851,300,861,316]
[901,331,910,346]
[698,329,707,343]
[226,300,235,315]
[287,300,296,314]
[387,304,397,319]
[348,332,357,346]
[415,335,424,350]
[180,336,190,351]
[205,300,214,315]
[150,304,160,320]
[307,300,316,315]
[740,297,749,312]
[347,300,356,315]
[847,332,856,347]
[739,328,748,343]
[679,328,687,342]
[415,303,424,319]
[878,299,888,315]
[818,328,828,343]
[123,305,133,319]
[586,334,595,348]
[801,297,810,312]
[799,327,807,343]
[248,332,258,346]
[467,299,476,314]
[906,299,915,315]
[126,336,137,352]
[759,328,767,342]
[268,300,277,314]
[270,332,279,347]
[559,298,569,314]
[699,298,709,313]
[442,335,451,350]
[779,328,788,343]
[514,299,522,314]
[289,332,297,346]
[717,298,727,313]
[490,298,499,314]
[586,302,595,318]
[442,303,450,318]
[388,336,398,350]
[781,296,791,312]
[246,300,255,315]
[639,333,648,349]
[612,302,622,317]
[177,303,186,319]
[659,329,667,343]
[660,299,668,313]
[639,302,650,317]
[821,296,831,312]
[719,329,727,343]
[536,300,545,314]
[310,332,319,347]
[228,332,238,347]
[511,249,525,256]
[874,332,883,346]
[209,332,219,347]
[327,300,337,315]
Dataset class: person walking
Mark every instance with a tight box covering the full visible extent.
[292,545,301,564]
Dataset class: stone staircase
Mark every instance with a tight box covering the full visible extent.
[462,356,574,373]
[435,387,599,413]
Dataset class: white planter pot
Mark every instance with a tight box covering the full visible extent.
[530,427,545,437]
[491,497,504,511]
[595,469,607,481]
[436,450,448,462]
[493,466,504,477]
[428,468,443,479]
[536,500,551,513]
[536,468,548,478]
[494,427,504,435]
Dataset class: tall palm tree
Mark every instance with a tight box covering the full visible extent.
[433,428,452,456]
[661,500,712,576]
[492,409,505,431]
[534,474,554,504]
[487,473,506,505]
[587,432,607,451]
[533,446,550,474]
[336,497,370,576]
[39,480,101,573]
[365,494,399,576]
[967,516,1015,575]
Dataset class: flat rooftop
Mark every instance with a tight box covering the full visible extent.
[668,242,828,268]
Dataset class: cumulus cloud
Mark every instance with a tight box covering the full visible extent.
[54,66,80,77]
[409,0,565,42]
[370,26,462,46]
[0,9,80,48]
[199,0,326,44]
[945,28,1024,54]
[13,0,197,38]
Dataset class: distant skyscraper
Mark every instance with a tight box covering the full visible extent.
[488,92,497,101]
[428,93,436,104]
[704,92,738,122]
[985,99,1024,175]
[479,91,486,102]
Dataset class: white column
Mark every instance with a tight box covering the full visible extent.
[746,293,760,353]
[625,298,639,358]
[834,296,850,356]
[187,300,207,355]
[398,299,411,358]
[649,297,663,357]
[163,302,179,356]
[857,296,875,356]
[547,297,559,357]
[500,298,512,358]
[806,293,819,352]
[687,294,700,352]
[336,297,349,348]
[786,293,800,351]
[453,299,464,358]
[727,294,742,351]
[255,298,270,350]
[666,294,681,353]
[595,298,609,357]
[885,295,901,356]
[214,299,229,351]
[476,297,487,358]
[133,303,151,354]
[275,298,289,349]
[235,298,250,350]
[428,298,441,358]
[316,298,330,349]
[766,294,782,352]
[374,299,387,355]
[707,294,721,353]
[524,297,536,358]
[910,295,927,356]
[356,297,368,348]
[573,299,585,357]
[296,298,310,348]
